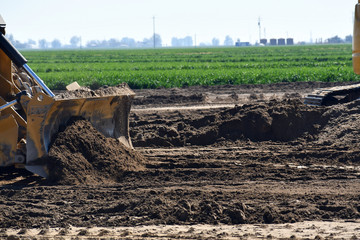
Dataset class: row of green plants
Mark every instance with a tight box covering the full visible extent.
[21,44,359,90]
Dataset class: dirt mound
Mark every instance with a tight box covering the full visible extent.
[55,83,133,99]
[213,98,325,142]
[316,100,360,148]
[47,118,145,185]
[131,99,325,147]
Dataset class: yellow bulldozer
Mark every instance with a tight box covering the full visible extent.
[0,15,135,178]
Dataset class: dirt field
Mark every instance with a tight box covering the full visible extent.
[1,82,360,239]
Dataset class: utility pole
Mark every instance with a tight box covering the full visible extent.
[153,16,156,48]
[258,17,261,42]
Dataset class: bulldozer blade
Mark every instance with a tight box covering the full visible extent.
[24,88,135,178]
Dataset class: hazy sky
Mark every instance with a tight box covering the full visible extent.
[1,0,356,46]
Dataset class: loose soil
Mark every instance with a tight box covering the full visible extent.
[47,118,145,185]
[1,82,360,239]
[54,82,134,99]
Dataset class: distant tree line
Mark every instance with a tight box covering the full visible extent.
[6,34,163,49]
[171,36,193,47]
[5,33,353,49]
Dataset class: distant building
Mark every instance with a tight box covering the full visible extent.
[270,38,277,46]
[286,38,294,45]
[278,38,286,46]
[235,39,250,47]
[257,38,294,46]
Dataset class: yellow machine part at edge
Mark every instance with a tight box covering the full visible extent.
[353,0,360,74]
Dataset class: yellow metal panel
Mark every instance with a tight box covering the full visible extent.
[0,97,26,139]
[353,2,360,74]
[0,114,18,166]
[0,49,13,99]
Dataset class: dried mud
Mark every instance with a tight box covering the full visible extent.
[0,82,360,237]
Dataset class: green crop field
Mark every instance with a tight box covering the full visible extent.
[21,44,359,90]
